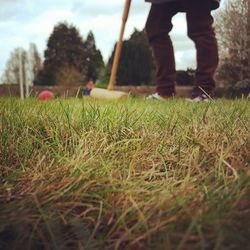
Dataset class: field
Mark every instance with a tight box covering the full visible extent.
[0,97,249,250]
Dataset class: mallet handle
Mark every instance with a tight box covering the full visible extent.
[108,0,132,91]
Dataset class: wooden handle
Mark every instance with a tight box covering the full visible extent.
[108,0,131,91]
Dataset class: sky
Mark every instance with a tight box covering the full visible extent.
[0,0,222,81]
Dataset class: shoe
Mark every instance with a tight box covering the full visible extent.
[147,93,165,100]
[147,93,173,100]
[186,94,211,102]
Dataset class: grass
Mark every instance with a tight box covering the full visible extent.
[0,97,249,250]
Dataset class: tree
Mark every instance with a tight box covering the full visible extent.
[1,48,27,85]
[1,44,42,97]
[105,29,156,86]
[215,0,250,87]
[176,69,194,86]
[28,43,42,86]
[35,22,87,86]
[84,31,104,82]
[54,63,84,86]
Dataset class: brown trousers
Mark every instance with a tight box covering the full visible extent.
[145,0,219,97]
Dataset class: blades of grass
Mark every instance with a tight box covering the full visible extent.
[33,194,59,249]
[176,216,198,250]
[85,201,103,248]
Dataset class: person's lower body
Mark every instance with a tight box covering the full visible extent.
[145,0,219,98]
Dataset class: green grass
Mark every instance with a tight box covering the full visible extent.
[0,97,249,250]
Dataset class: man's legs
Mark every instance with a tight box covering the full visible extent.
[182,0,219,97]
[145,3,180,97]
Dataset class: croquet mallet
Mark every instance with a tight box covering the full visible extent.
[90,0,132,100]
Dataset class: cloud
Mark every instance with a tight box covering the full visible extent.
[72,1,122,17]
[0,0,23,20]
[176,50,196,70]
[72,1,148,17]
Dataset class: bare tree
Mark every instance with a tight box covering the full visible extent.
[27,43,43,86]
[1,48,27,85]
[215,0,250,87]
[1,44,42,97]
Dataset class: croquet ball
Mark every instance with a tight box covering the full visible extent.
[38,90,55,101]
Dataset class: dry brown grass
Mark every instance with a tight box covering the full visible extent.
[0,97,249,250]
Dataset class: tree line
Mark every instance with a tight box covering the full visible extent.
[0,22,195,87]
[1,0,250,92]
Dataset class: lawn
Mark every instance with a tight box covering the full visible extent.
[0,97,249,250]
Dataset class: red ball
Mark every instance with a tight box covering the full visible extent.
[38,90,55,101]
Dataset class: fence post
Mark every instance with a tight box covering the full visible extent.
[19,48,24,100]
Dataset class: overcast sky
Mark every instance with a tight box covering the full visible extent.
[0,0,222,80]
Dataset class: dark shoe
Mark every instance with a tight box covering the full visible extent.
[186,94,211,102]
